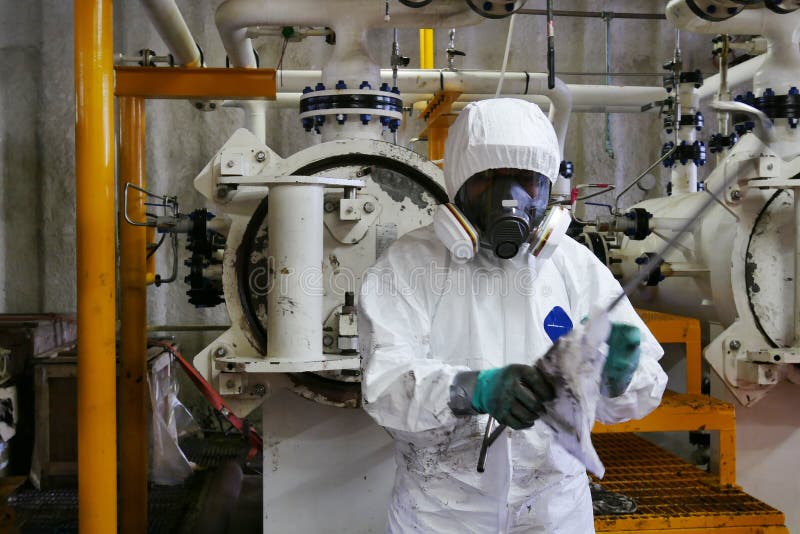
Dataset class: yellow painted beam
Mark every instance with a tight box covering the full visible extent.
[75,0,117,532]
[593,391,736,434]
[118,96,148,534]
[598,527,788,533]
[114,67,277,100]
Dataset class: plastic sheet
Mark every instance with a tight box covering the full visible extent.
[148,351,198,485]
[537,308,611,478]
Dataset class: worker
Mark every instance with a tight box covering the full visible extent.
[359,98,667,533]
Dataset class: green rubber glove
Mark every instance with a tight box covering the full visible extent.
[471,364,555,430]
[601,323,641,398]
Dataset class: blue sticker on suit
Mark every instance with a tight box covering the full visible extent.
[543,306,573,343]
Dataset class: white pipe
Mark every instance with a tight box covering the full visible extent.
[671,83,700,195]
[668,2,800,95]
[243,69,664,109]
[223,100,267,143]
[140,0,202,67]
[666,0,775,36]
[565,84,666,108]
[650,217,689,231]
[794,189,800,345]
[699,55,765,100]
[267,183,324,363]
[264,93,649,114]
[216,0,480,68]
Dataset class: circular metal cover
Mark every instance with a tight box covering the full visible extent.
[746,189,795,348]
[235,145,446,406]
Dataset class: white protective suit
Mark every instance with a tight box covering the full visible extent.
[360,99,667,533]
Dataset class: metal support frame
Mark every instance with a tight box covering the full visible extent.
[119,96,148,534]
[110,60,277,534]
[419,90,462,164]
[75,0,117,531]
[593,310,736,486]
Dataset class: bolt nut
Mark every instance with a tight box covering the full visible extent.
[255,150,267,162]
[215,346,228,357]
[324,201,336,213]
[323,334,335,347]
[253,383,267,397]
[226,379,236,389]
[729,340,741,351]
[364,201,375,213]
[226,160,235,168]
[730,190,742,201]
[216,185,230,199]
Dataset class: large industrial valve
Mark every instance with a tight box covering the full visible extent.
[580,132,800,405]
[190,129,446,415]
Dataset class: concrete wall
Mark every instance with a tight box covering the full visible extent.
[0,2,43,312]
[0,0,798,530]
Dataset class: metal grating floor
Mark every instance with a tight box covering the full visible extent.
[8,433,253,533]
[593,433,787,532]
[181,434,251,468]
[9,481,204,533]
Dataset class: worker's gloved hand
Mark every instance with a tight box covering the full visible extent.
[471,364,555,430]
[601,323,641,398]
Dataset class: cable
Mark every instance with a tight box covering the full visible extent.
[495,13,516,97]
[578,185,615,202]
[147,233,166,259]
[275,37,289,87]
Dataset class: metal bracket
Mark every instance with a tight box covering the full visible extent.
[122,182,178,227]
[746,348,800,364]
[323,194,381,244]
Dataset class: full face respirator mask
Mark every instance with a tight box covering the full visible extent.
[433,169,570,262]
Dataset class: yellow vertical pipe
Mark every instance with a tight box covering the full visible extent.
[423,29,434,69]
[119,96,148,534]
[74,1,117,532]
[419,29,434,69]
[419,29,426,68]
[420,28,436,159]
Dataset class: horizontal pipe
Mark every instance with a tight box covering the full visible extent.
[518,8,666,20]
[262,92,655,114]
[262,69,660,119]
[261,69,665,103]
[140,0,202,67]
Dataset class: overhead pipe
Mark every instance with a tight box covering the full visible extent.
[667,1,800,96]
[216,0,480,69]
[140,0,202,67]
[666,0,779,36]
[74,0,117,531]
[262,91,657,114]
[244,69,662,110]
